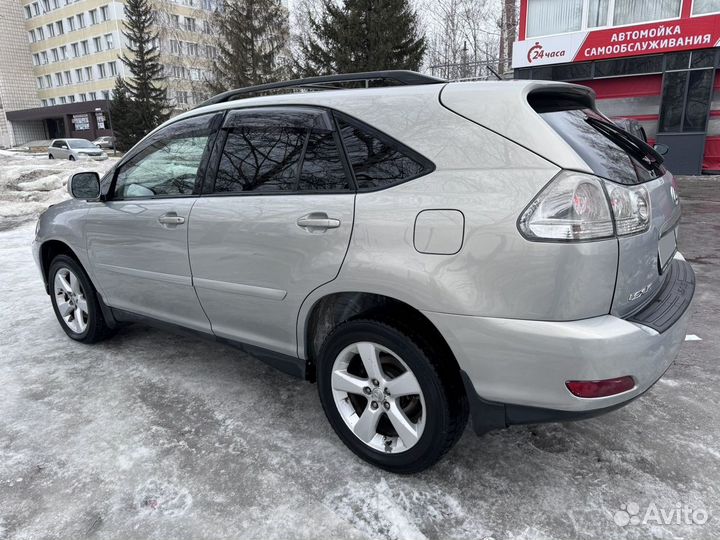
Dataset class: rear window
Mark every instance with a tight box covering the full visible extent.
[539,108,665,185]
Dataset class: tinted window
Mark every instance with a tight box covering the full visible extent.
[337,117,429,190]
[298,131,349,191]
[215,126,305,193]
[52,140,65,148]
[684,69,713,132]
[113,113,216,199]
[540,108,664,184]
[659,71,687,133]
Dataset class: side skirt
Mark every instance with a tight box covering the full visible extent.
[109,306,307,380]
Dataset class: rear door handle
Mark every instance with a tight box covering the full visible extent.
[297,213,341,230]
[158,213,186,225]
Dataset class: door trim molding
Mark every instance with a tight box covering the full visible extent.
[95,262,192,286]
[193,276,287,300]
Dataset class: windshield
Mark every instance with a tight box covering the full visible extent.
[69,139,98,149]
[540,108,665,185]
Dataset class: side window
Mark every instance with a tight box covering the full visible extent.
[213,109,351,193]
[298,131,349,191]
[336,115,432,190]
[215,126,305,193]
[113,113,216,199]
[53,140,64,148]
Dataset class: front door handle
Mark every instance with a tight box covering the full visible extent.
[297,213,341,231]
[158,213,186,226]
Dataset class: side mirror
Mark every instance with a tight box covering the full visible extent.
[654,143,669,156]
[61,145,68,149]
[68,171,101,200]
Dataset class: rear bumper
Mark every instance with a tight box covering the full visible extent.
[424,253,695,433]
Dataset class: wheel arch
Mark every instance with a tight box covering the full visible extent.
[39,240,82,294]
[301,291,463,384]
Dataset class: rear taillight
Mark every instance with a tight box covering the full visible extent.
[566,376,635,398]
[518,171,651,241]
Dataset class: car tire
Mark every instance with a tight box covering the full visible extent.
[48,255,113,344]
[48,153,54,159]
[68,155,75,161]
[317,318,468,474]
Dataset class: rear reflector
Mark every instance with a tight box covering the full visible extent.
[565,376,635,398]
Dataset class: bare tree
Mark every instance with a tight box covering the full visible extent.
[419,0,502,80]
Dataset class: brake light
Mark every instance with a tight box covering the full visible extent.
[565,376,635,398]
[518,171,651,241]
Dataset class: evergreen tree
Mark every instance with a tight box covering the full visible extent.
[109,77,138,152]
[298,0,426,76]
[207,0,289,94]
[119,0,169,144]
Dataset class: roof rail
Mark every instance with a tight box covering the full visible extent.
[195,70,446,109]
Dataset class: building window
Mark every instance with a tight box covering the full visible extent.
[37,77,44,89]
[41,51,48,64]
[64,70,71,84]
[28,30,35,43]
[80,93,87,102]
[171,14,179,27]
[93,36,102,52]
[60,45,67,59]
[613,0,680,25]
[104,33,113,49]
[176,90,188,105]
[41,0,50,12]
[32,2,40,15]
[170,39,181,54]
[527,0,582,37]
[67,17,75,31]
[49,98,56,106]
[71,42,79,56]
[89,91,97,100]
[46,23,55,37]
[60,96,66,104]
[55,72,63,86]
[693,0,720,14]
[45,74,52,87]
[85,66,93,80]
[41,99,48,107]
[75,68,83,82]
[98,63,107,78]
[185,17,196,31]
[52,0,59,8]
[100,5,109,20]
[51,48,59,62]
[24,6,32,18]
[187,42,198,56]
[81,40,89,55]
[33,53,40,65]
[77,13,85,28]
[37,26,45,40]
[102,90,110,100]
[108,60,117,76]
[56,20,64,34]
[68,95,75,103]
[203,20,211,34]
[89,9,98,24]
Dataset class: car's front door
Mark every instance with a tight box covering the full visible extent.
[85,112,221,332]
[188,107,356,357]
[53,140,68,158]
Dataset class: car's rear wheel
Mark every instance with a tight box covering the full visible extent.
[48,255,113,343]
[317,319,467,473]
[48,153,54,159]
[68,155,75,161]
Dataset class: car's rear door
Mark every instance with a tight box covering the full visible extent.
[188,106,355,358]
[85,112,222,332]
[53,140,67,158]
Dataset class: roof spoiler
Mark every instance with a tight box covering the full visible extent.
[526,85,596,114]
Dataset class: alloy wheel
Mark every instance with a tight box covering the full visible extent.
[331,341,426,454]
[53,267,89,334]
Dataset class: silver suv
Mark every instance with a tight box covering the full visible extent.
[33,72,695,473]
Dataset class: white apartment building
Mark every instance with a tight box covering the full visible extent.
[1,0,221,147]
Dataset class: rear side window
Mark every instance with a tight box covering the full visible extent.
[215,126,306,192]
[336,115,433,190]
[214,109,351,193]
[538,107,664,185]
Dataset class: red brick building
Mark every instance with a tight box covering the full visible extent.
[513,0,720,174]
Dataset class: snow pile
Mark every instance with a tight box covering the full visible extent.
[0,150,117,229]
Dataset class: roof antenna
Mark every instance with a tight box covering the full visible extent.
[486,65,503,80]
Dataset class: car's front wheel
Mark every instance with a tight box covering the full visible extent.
[317,319,468,473]
[48,153,54,159]
[48,255,113,343]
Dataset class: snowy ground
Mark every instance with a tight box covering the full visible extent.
[0,150,117,232]
[0,154,718,539]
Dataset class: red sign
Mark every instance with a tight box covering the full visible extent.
[575,14,720,62]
